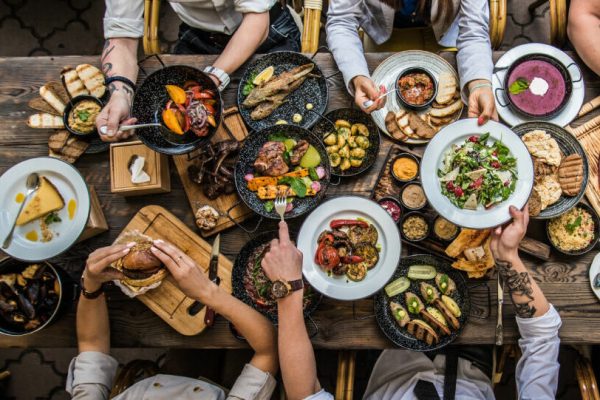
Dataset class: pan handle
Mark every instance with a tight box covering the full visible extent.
[494,87,509,108]
[225,200,264,234]
[566,62,583,83]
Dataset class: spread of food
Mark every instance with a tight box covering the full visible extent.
[401,183,426,210]
[397,71,435,107]
[66,98,101,135]
[242,64,315,121]
[314,219,381,282]
[323,119,372,172]
[161,83,217,137]
[438,134,517,210]
[0,264,60,333]
[548,206,597,254]
[244,133,325,214]
[392,155,419,182]
[401,213,429,241]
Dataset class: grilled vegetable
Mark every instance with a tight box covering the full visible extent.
[419,282,439,304]
[385,277,410,297]
[441,295,461,318]
[390,301,410,327]
[435,273,456,295]
[405,292,424,314]
[421,308,451,336]
[435,298,460,330]
[407,265,437,280]
[346,263,367,281]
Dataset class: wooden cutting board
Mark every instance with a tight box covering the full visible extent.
[116,205,232,335]
[173,107,254,237]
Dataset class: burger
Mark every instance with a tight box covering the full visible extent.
[112,231,168,290]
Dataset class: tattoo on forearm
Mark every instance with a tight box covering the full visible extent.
[101,40,115,77]
[496,260,537,318]
[102,62,113,77]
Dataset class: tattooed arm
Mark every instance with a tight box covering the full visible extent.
[96,38,139,142]
[491,205,561,399]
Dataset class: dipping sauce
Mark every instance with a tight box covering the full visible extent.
[433,216,459,241]
[507,58,567,116]
[25,230,38,242]
[379,198,402,222]
[392,155,418,182]
[68,199,77,220]
[548,206,595,252]
[68,100,101,134]
[401,183,427,210]
[15,193,24,203]
[398,73,434,106]
[402,214,429,241]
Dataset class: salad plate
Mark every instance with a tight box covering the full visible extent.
[297,196,401,301]
[421,119,534,229]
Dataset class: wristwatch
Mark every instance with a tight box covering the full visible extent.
[271,279,304,299]
[80,276,105,300]
[203,66,230,91]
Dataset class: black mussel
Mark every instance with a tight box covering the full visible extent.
[31,264,47,280]
[41,294,58,311]
[25,281,40,305]
[10,312,26,325]
[594,273,600,289]
[24,319,41,331]
[41,271,53,282]
[16,293,35,319]
[0,282,15,299]
[0,300,16,313]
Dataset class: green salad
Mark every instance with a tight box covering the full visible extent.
[437,133,517,209]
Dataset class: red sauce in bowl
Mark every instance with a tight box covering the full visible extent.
[398,73,434,106]
[379,199,402,222]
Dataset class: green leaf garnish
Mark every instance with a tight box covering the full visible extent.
[565,216,582,234]
[242,72,257,96]
[44,212,62,225]
[509,78,529,95]
[76,110,90,122]
[278,176,307,198]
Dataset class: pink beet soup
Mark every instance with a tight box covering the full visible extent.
[507,59,567,116]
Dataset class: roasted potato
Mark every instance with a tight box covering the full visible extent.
[340,158,351,171]
[335,119,351,129]
[330,153,341,167]
[350,158,363,167]
[351,123,369,136]
[324,133,337,145]
[326,145,339,154]
[350,147,366,158]
[339,145,350,159]
[355,135,370,149]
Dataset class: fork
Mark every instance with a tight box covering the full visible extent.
[274,193,287,221]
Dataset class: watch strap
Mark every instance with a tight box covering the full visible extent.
[203,66,230,91]
[288,279,304,292]
[80,276,105,299]
[105,76,137,93]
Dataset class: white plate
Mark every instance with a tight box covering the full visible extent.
[589,253,600,301]
[0,157,90,261]
[371,50,462,144]
[297,196,401,301]
[421,119,534,229]
[493,43,585,127]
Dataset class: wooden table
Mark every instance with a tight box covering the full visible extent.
[0,52,599,349]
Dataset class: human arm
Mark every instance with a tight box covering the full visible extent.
[150,240,278,375]
[456,0,497,125]
[491,205,561,399]
[568,0,600,76]
[261,222,330,400]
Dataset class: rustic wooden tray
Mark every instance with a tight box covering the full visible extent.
[173,107,254,237]
[371,145,551,261]
[115,205,232,336]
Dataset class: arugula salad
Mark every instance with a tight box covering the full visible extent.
[437,133,517,210]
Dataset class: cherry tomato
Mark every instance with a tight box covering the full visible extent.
[468,135,479,143]
[491,161,501,169]
[315,245,340,270]
[454,187,464,197]
[446,181,455,191]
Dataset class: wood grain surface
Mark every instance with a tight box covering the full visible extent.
[0,52,599,348]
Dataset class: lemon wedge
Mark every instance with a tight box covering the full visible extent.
[253,66,274,85]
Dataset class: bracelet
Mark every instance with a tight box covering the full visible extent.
[80,276,105,300]
[469,82,492,93]
[105,76,137,93]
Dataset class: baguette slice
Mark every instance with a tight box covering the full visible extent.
[46,81,70,104]
[27,113,64,129]
[76,64,105,98]
[28,97,59,115]
[40,85,66,114]
[435,72,457,105]
[61,66,89,98]
[385,110,408,141]
[429,99,462,118]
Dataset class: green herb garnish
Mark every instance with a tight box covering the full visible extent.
[242,72,257,96]
[264,201,274,213]
[278,176,307,198]
[565,216,582,234]
[76,109,90,122]
[509,78,529,95]
[308,167,319,181]
[44,212,62,225]
[267,132,288,142]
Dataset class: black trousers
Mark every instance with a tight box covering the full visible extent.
[173,6,301,55]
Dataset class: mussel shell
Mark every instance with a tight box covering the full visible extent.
[0,300,16,313]
[16,293,35,319]
[25,281,40,305]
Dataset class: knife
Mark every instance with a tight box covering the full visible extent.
[204,234,221,326]
[495,273,504,346]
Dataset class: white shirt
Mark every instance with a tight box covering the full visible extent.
[103,0,276,38]
[308,305,562,399]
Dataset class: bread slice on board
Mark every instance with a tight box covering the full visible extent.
[62,66,89,98]
[28,97,59,116]
[40,85,66,114]
[27,113,64,129]
[76,64,106,98]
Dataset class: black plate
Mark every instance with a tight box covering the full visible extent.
[237,51,328,132]
[132,65,222,155]
[374,254,470,351]
[546,202,600,256]
[231,231,322,323]
[234,124,331,219]
[513,121,589,219]
[311,108,380,177]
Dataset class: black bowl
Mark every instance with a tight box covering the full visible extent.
[399,211,430,242]
[0,258,74,336]
[377,197,403,223]
[132,65,222,155]
[390,153,420,184]
[234,124,331,219]
[400,183,427,211]
[374,254,470,351]
[237,51,328,132]
[513,121,589,219]
[231,231,322,323]
[395,67,438,111]
[311,108,380,177]
[504,54,572,119]
[63,95,103,137]
[546,202,600,256]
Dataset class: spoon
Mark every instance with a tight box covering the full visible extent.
[362,88,398,109]
[3,173,40,249]
[99,123,162,135]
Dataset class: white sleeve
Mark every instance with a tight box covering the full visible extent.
[65,351,119,400]
[515,304,562,400]
[303,389,335,400]
[455,0,494,98]
[325,0,371,95]
[233,0,274,15]
[103,0,144,39]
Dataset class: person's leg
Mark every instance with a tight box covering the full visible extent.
[568,0,600,75]
[257,6,301,53]
[173,23,226,55]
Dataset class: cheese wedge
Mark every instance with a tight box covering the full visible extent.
[16,176,65,226]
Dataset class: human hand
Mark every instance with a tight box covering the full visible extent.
[261,221,303,283]
[352,75,386,114]
[83,244,135,291]
[150,239,218,303]
[490,205,529,262]
[467,80,498,126]
[96,89,137,142]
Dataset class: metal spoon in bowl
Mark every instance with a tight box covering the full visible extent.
[99,123,162,136]
[362,88,398,109]
[2,173,40,249]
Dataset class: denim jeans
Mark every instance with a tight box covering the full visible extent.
[173,6,301,55]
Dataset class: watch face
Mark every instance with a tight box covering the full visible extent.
[271,281,289,298]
